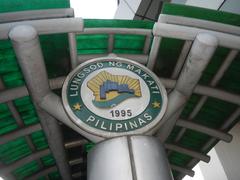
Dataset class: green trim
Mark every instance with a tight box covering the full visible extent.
[162,3,240,26]
[84,19,154,29]
[0,0,70,13]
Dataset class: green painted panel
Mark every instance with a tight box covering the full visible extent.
[76,33,148,55]
[166,126,181,144]
[199,47,230,85]
[0,115,18,135]
[41,154,56,167]
[39,34,70,78]
[0,41,25,88]
[179,130,210,151]
[169,152,192,166]
[77,19,154,57]
[30,131,49,150]
[180,95,201,120]
[193,98,237,129]
[76,34,108,55]
[217,53,240,94]
[0,44,19,74]
[0,137,31,164]
[0,103,10,118]
[48,171,61,180]
[13,161,39,180]
[84,142,95,153]
[154,38,185,77]
[84,19,154,29]
[172,170,179,179]
[2,71,24,88]
[0,103,18,135]
[113,34,146,54]
[0,0,70,13]
[37,177,47,180]
[14,96,39,125]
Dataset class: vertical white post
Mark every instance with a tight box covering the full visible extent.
[88,136,174,180]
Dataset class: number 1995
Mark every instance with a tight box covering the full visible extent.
[110,109,132,117]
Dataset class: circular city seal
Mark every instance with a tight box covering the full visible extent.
[62,57,167,139]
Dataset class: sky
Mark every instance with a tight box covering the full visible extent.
[70,0,118,18]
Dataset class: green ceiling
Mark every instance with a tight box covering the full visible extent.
[0,1,239,180]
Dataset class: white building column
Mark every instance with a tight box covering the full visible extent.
[199,122,240,180]
[88,136,174,180]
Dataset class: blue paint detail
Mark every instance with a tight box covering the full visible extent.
[100,80,134,99]
[93,93,135,108]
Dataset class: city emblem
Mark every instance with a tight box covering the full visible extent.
[62,57,167,139]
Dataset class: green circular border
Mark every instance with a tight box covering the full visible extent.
[62,57,167,138]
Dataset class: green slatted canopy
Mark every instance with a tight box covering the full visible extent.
[0,1,69,179]
[0,1,239,180]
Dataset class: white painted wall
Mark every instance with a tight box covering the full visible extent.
[185,0,224,10]
[199,149,228,180]
[214,123,240,180]
[174,0,240,14]
[114,0,141,19]
[199,123,240,180]
[221,0,240,14]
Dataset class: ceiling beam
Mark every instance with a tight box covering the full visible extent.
[188,108,240,165]
[69,158,84,166]
[171,40,192,79]
[68,32,78,69]
[81,27,151,35]
[64,139,88,149]
[176,119,232,142]
[77,54,148,65]
[0,78,44,174]
[0,18,83,40]
[0,8,74,23]
[165,144,210,163]
[1,77,239,105]
[153,22,240,49]
[143,35,152,54]
[0,77,65,104]
[160,78,240,105]
[177,108,240,180]
[67,157,194,177]
[158,14,240,36]
[147,36,161,70]
[171,164,194,177]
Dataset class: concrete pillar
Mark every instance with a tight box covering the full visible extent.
[9,25,72,180]
[88,136,174,180]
